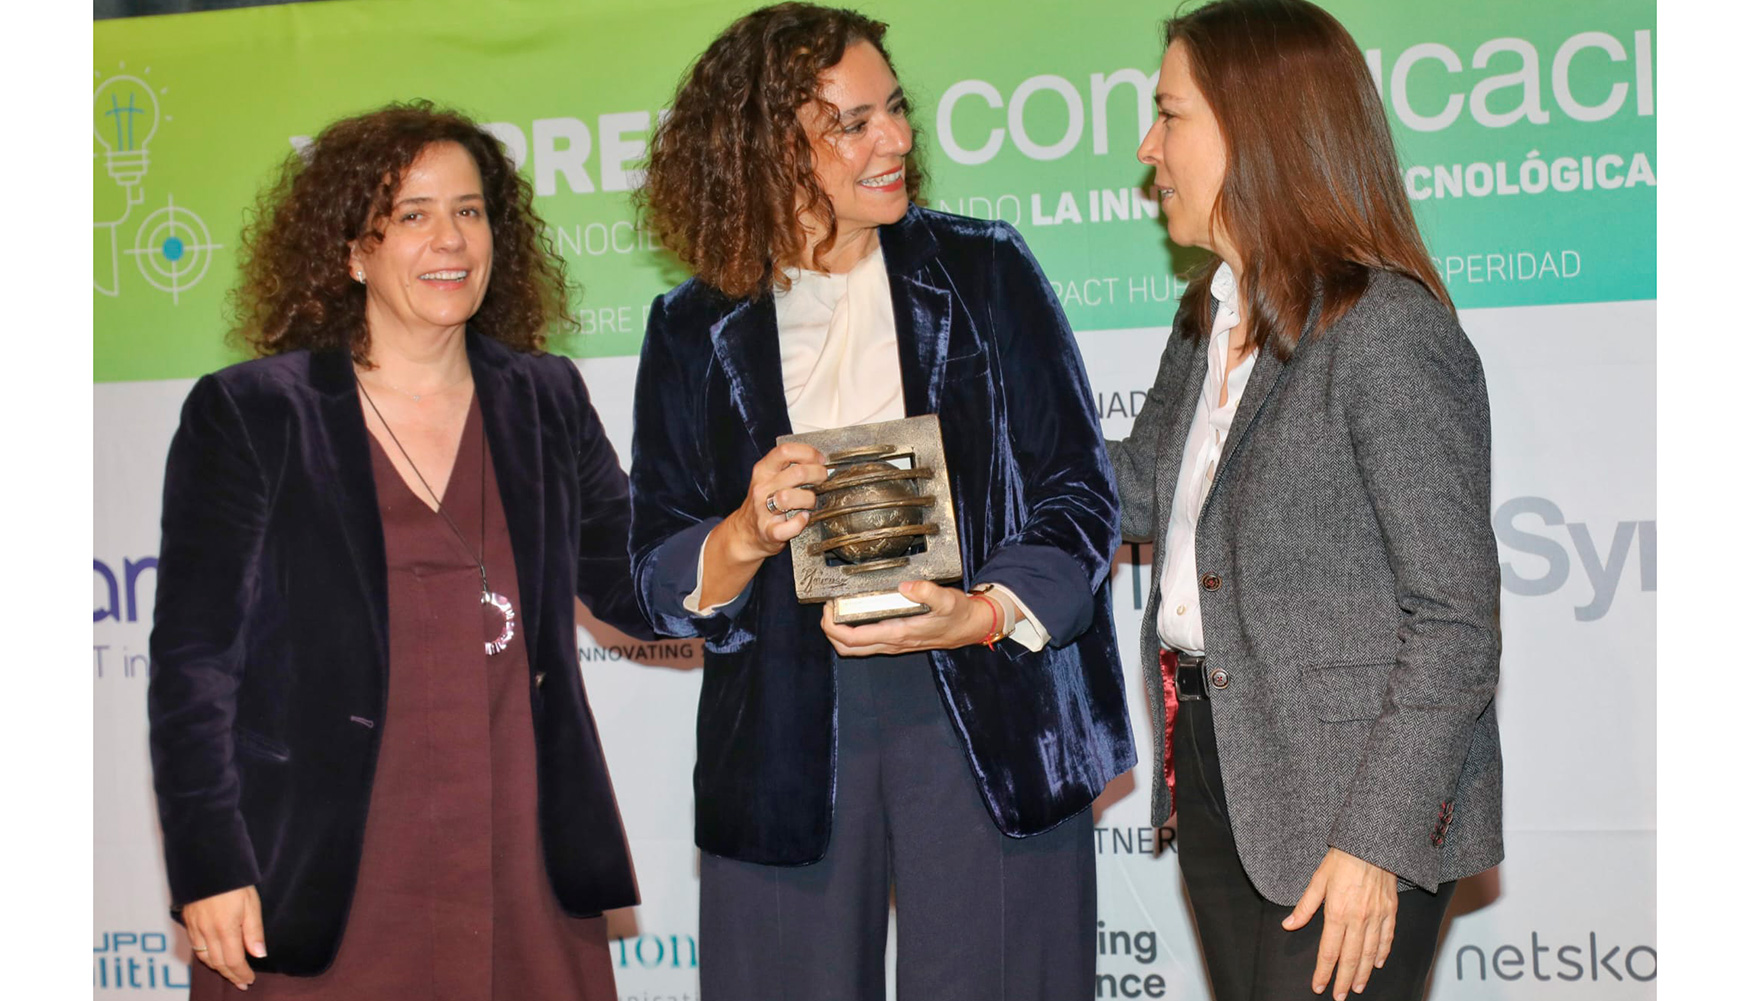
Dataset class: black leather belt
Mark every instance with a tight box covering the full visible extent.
[1166,650,1208,701]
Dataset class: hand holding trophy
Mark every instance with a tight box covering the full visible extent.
[692,441,830,613]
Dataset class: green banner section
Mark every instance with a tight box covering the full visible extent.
[95,0,1654,382]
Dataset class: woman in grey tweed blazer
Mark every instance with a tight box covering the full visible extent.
[1106,3,1503,1000]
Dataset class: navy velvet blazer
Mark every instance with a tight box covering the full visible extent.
[147,333,649,975]
[628,206,1136,865]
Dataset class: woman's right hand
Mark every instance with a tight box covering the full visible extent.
[725,441,829,558]
[182,885,266,990]
[697,442,828,608]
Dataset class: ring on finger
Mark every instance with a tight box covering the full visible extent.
[192,946,209,953]
[765,493,780,514]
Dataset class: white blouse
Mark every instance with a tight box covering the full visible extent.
[775,244,905,432]
[687,244,1046,650]
[1157,262,1254,655]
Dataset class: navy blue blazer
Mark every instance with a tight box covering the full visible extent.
[147,333,648,975]
[628,206,1136,865]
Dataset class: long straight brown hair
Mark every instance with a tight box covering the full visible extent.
[1167,0,1452,359]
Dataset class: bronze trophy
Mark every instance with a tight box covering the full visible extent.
[777,414,963,624]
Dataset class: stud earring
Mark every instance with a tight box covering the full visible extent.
[354,271,366,283]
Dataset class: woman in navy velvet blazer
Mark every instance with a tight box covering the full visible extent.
[630,5,1133,996]
[147,104,649,994]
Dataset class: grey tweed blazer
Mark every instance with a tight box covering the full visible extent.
[1107,270,1503,905]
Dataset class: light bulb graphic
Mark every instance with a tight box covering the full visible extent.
[94,74,160,189]
[93,64,222,303]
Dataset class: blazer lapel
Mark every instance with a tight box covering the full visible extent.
[469,333,546,658]
[880,208,951,415]
[888,272,952,416]
[1213,347,1286,476]
[709,295,793,448]
[1151,320,1211,527]
[309,349,390,665]
[1207,293,1320,503]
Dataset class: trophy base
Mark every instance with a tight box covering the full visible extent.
[830,590,931,625]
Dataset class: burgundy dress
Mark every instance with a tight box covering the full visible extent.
[192,398,617,999]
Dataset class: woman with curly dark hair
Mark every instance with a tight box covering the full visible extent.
[629,5,1133,996]
[147,102,650,998]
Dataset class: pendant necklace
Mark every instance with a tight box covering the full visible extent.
[357,374,517,656]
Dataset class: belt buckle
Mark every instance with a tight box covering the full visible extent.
[1173,652,1207,701]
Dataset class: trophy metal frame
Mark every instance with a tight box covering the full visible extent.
[778,414,963,625]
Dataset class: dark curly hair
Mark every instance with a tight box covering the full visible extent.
[230,101,576,364]
[637,3,926,300]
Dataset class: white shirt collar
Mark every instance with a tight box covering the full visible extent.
[777,243,885,299]
[1210,261,1238,309]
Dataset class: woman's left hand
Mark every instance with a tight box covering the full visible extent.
[1282,847,1399,1000]
[820,580,994,657]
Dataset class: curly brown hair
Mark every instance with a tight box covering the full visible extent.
[636,3,926,300]
[230,101,576,364]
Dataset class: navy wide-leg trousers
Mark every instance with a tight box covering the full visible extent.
[700,651,1096,1001]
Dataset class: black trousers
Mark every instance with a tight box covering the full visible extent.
[699,651,1096,1001]
[1174,696,1454,1001]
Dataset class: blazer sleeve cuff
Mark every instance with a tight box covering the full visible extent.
[1327,713,1478,893]
[163,814,261,909]
[974,543,1093,647]
[681,532,754,619]
[646,518,751,627]
[983,583,1049,652]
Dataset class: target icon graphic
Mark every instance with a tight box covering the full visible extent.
[126,194,221,304]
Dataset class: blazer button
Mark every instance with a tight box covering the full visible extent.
[1200,573,1222,591]
[1209,667,1230,690]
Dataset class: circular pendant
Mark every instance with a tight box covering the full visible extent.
[483,590,516,655]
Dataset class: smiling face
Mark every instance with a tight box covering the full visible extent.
[348,141,493,342]
[1138,41,1233,260]
[803,39,914,246]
